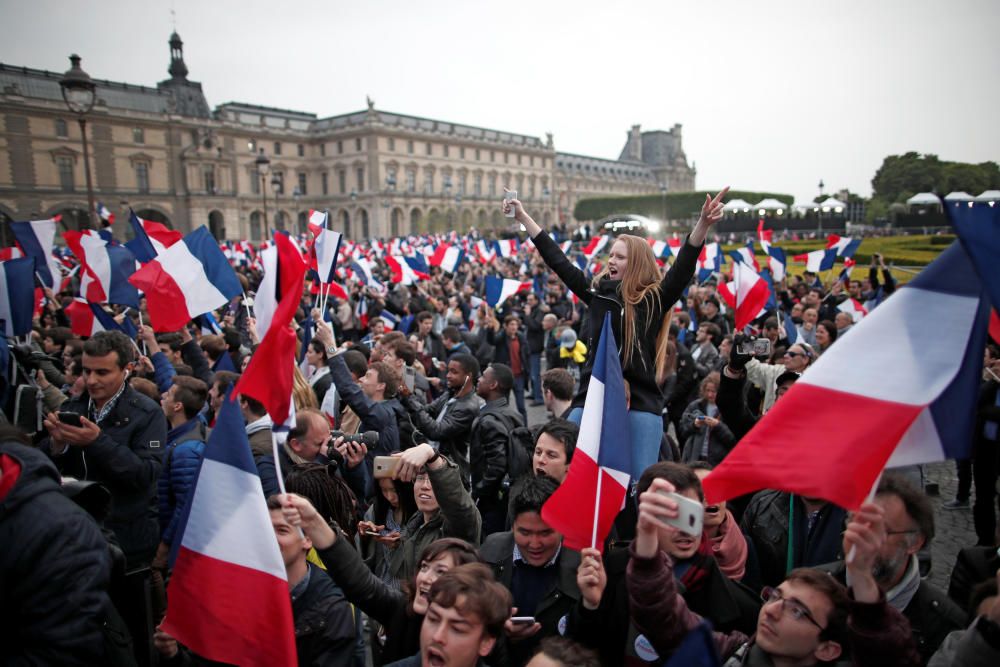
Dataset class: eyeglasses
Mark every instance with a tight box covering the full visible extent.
[414,473,430,484]
[760,587,825,631]
[784,351,807,358]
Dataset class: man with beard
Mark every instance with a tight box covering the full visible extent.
[817,474,965,663]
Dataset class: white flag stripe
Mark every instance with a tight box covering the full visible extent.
[162,239,228,320]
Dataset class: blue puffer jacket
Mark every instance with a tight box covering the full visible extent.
[157,419,208,545]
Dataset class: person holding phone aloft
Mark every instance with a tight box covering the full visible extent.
[503,187,728,479]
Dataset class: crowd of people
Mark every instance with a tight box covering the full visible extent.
[2,190,998,667]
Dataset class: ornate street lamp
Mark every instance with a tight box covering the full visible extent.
[255,149,270,229]
[59,54,97,229]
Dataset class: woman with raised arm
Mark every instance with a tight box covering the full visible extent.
[504,187,728,478]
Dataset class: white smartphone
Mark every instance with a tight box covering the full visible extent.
[656,490,704,537]
[504,190,517,218]
[510,616,536,624]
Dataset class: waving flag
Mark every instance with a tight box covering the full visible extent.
[558,240,573,255]
[65,299,138,338]
[542,314,631,550]
[96,202,114,228]
[475,240,496,264]
[64,230,139,308]
[309,210,343,283]
[582,235,608,260]
[429,243,464,274]
[703,240,989,510]
[757,219,773,249]
[494,238,519,258]
[667,238,683,258]
[764,245,787,282]
[128,227,242,331]
[385,255,429,285]
[826,234,861,259]
[793,248,837,273]
[0,257,36,336]
[236,233,307,429]
[0,247,24,262]
[126,210,182,263]
[647,238,669,259]
[717,263,772,331]
[837,297,867,323]
[9,217,63,289]
[947,200,1000,312]
[696,242,724,282]
[727,242,760,273]
[484,275,532,308]
[162,391,297,667]
[379,310,401,331]
[838,257,856,284]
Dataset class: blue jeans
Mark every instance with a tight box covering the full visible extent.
[513,375,527,421]
[567,408,663,481]
[529,353,543,402]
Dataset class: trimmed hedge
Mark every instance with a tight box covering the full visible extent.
[573,190,795,222]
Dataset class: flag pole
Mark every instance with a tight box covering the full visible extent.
[271,430,304,538]
[846,471,883,564]
[136,310,148,356]
[242,291,253,320]
[590,470,603,551]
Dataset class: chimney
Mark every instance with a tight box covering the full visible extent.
[629,124,642,161]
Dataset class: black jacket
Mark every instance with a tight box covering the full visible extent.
[292,563,357,667]
[565,545,760,666]
[470,397,521,509]
[717,369,759,442]
[818,560,965,664]
[523,307,547,354]
[0,442,113,665]
[329,353,401,462]
[403,390,479,485]
[948,545,1000,612]
[486,327,531,378]
[317,534,420,666]
[480,532,582,666]
[533,229,701,416]
[40,383,167,565]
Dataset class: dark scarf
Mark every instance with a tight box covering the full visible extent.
[678,537,715,593]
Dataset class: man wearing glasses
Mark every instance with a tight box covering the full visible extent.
[736,337,815,415]
[625,476,922,667]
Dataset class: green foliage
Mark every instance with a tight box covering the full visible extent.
[727,235,949,272]
[573,190,794,222]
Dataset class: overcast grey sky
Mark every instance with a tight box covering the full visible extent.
[2,0,997,203]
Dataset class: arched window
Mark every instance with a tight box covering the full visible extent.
[391,208,401,237]
[360,209,370,239]
[298,211,308,235]
[250,211,262,241]
[341,210,352,238]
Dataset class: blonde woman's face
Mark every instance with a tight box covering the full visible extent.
[608,240,628,279]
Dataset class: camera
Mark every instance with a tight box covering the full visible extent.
[331,430,379,447]
[736,337,771,357]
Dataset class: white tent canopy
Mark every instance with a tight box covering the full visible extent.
[753,198,789,211]
[722,198,754,212]
[792,201,819,212]
[944,191,975,201]
[906,192,941,206]
[818,197,847,211]
[975,190,1000,202]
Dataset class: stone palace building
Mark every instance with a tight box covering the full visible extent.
[0,32,696,243]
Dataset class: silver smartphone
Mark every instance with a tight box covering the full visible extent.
[504,190,517,218]
[656,490,704,537]
[404,365,416,392]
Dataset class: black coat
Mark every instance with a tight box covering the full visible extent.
[948,545,1000,612]
[486,327,531,378]
[533,229,701,416]
[565,545,760,666]
[40,384,167,565]
[470,397,521,509]
[0,442,113,665]
[293,563,358,667]
[523,308,547,354]
[403,390,479,485]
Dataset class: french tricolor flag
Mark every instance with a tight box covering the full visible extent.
[385,255,430,285]
[495,238,519,258]
[96,202,114,228]
[475,240,496,264]
[126,210,182,263]
[484,275,532,308]
[8,217,63,289]
[0,247,24,262]
[727,242,760,273]
[64,230,139,308]
[308,210,343,284]
[837,297,867,323]
[757,219,773,249]
[838,258,857,284]
[717,263,772,331]
[430,243,464,274]
[647,238,668,259]
[765,245,787,282]
[558,240,573,255]
[128,227,242,332]
[703,239,990,511]
[696,242,724,281]
[542,314,631,550]
[162,391,297,667]
[379,310,401,331]
[582,235,609,260]
[0,256,36,336]
[794,248,838,273]
[65,299,138,338]
[827,234,862,259]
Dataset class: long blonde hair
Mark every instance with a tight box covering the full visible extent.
[592,234,672,379]
[292,364,319,410]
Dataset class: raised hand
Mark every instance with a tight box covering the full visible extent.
[690,187,730,245]
[577,547,607,610]
[843,502,886,603]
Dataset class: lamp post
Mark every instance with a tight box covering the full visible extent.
[659,182,668,226]
[255,149,270,233]
[59,54,97,230]
[271,174,283,230]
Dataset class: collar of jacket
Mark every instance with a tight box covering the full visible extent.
[167,418,203,445]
